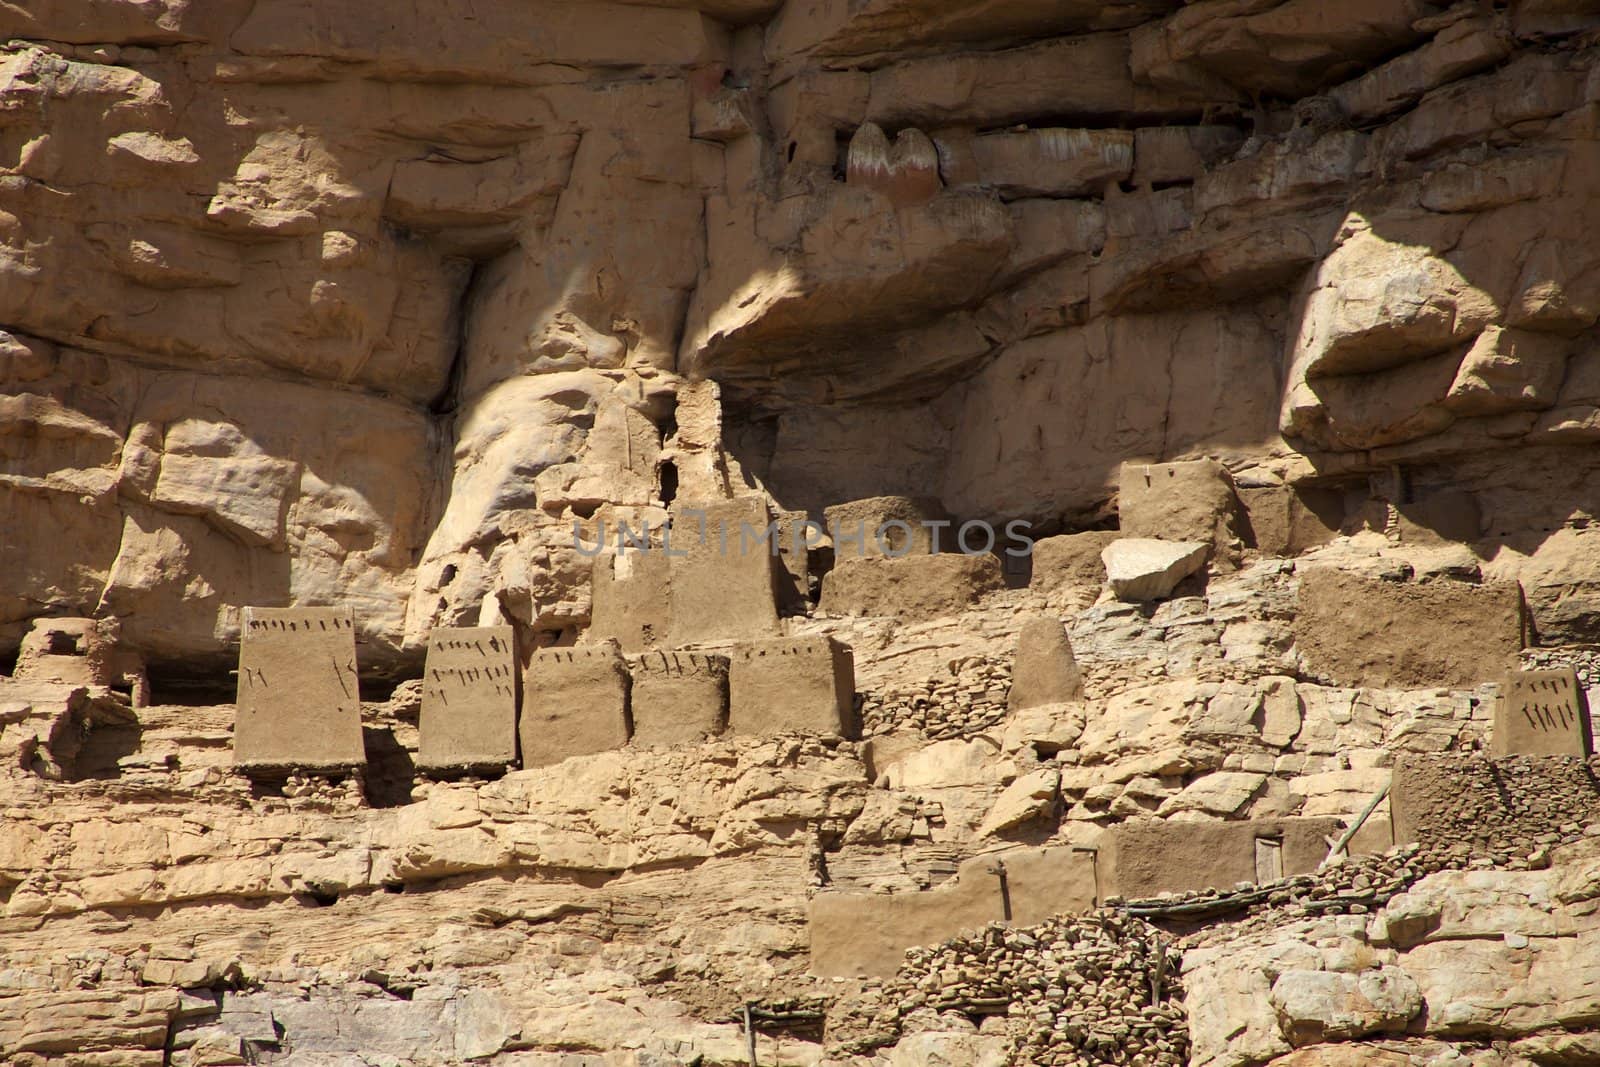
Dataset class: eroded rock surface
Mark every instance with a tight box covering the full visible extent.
[9,2,1600,1065]
[6,0,1600,666]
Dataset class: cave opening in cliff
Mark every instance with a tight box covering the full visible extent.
[144,667,238,709]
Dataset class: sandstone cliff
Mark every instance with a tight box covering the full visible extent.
[9,1,1600,1066]
[8,0,1600,670]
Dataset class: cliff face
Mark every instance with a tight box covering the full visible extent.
[9,3,1600,1067]
[8,0,1600,672]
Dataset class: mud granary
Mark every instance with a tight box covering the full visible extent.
[8,2,1600,1065]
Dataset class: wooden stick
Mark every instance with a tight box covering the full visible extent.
[1321,782,1391,869]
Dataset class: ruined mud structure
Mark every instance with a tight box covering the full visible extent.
[8,2,1600,1065]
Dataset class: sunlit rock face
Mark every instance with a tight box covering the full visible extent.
[9,10,1600,1067]
[7,2,1600,665]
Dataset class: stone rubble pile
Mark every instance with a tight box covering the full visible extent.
[858,655,1012,740]
[856,852,1428,1065]
[277,771,365,804]
[1134,810,1600,952]
[1126,847,1429,935]
[1520,646,1600,689]
[728,995,829,1033]
[889,912,1188,1067]
[851,812,1600,1066]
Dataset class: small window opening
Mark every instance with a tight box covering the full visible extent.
[658,461,679,507]
[46,631,81,655]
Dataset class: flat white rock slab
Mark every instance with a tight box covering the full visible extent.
[1101,538,1209,602]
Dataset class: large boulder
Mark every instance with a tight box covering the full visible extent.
[1269,968,1423,1045]
[1101,539,1209,601]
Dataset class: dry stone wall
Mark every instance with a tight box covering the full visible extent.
[887,912,1189,1067]
[1390,752,1600,862]
[857,653,1012,741]
[1522,644,1600,687]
